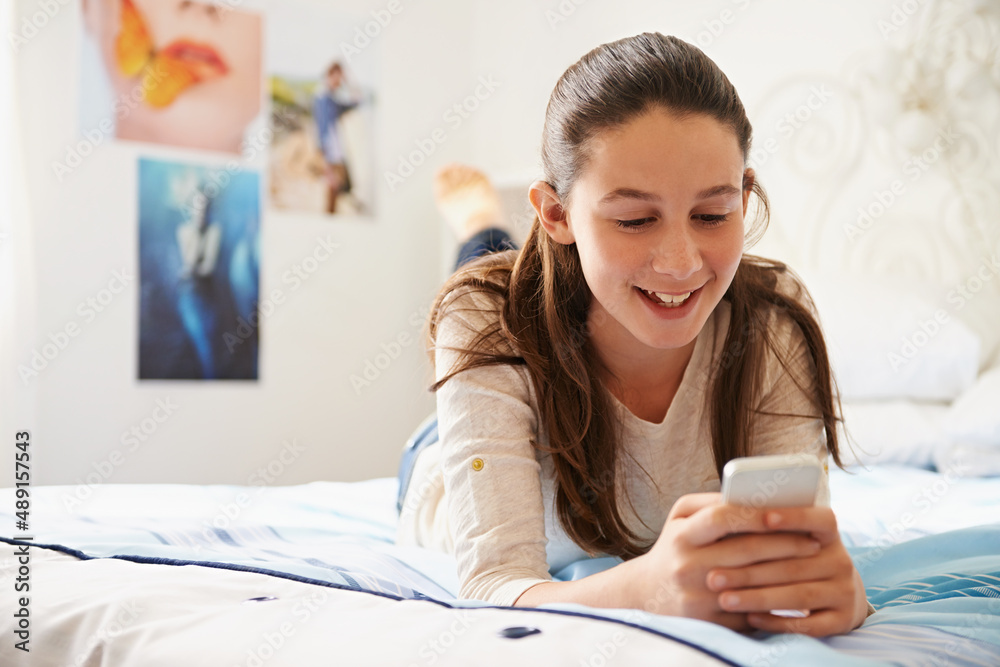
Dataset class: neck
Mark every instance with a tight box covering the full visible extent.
[587,301,698,415]
[598,336,696,395]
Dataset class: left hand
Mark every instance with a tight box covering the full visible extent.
[704,506,869,637]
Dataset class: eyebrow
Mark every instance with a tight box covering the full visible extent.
[696,184,741,199]
[597,184,741,204]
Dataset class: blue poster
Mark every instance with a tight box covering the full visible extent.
[139,158,260,380]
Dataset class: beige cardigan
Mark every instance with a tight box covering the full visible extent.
[397,276,830,607]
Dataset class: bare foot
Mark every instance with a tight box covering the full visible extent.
[433,163,504,242]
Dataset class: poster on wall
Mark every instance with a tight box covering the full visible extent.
[268,2,377,217]
[79,0,263,155]
[138,158,260,380]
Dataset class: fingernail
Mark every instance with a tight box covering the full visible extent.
[809,539,821,551]
[722,593,740,608]
[712,573,727,589]
[768,512,782,527]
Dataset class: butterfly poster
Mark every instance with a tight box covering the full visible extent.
[80,0,263,154]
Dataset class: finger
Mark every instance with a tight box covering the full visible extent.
[668,492,723,520]
[711,546,858,593]
[705,542,823,588]
[708,554,826,592]
[718,581,850,615]
[704,533,821,572]
[680,504,774,546]
[762,507,839,545]
[747,610,854,637]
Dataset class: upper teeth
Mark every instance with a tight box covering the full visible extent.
[654,291,691,304]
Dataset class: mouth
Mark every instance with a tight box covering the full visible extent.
[636,286,700,308]
[159,40,230,81]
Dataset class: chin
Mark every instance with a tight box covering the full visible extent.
[631,323,701,351]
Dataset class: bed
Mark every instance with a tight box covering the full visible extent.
[2,462,1000,667]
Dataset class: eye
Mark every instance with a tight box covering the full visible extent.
[696,214,728,227]
[615,217,655,229]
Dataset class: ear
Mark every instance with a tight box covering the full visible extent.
[529,180,575,245]
[741,168,755,217]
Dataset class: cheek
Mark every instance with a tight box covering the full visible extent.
[223,30,262,106]
[223,19,262,73]
[580,241,652,314]
[709,227,745,282]
[577,230,628,282]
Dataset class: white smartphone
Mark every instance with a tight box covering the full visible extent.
[721,454,824,619]
[721,454,822,508]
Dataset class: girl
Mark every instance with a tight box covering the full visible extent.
[397,32,872,637]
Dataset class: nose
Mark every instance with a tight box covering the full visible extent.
[649,223,702,280]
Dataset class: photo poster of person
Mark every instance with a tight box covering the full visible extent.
[79,0,264,155]
[138,158,260,380]
[267,2,377,217]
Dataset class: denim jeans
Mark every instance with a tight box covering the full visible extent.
[454,227,518,268]
[395,227,518,512]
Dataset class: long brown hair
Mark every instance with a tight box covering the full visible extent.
[429,33,842,559]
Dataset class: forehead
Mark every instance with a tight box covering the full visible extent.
[574,109,745,200]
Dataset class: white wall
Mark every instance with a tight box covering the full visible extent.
[4,0,998,488]
[6,0,479,486]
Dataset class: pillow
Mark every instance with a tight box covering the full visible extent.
[933,443,1000,478]
[943,365,1000,445]
[838,400,951,468]
[798,271,980,401]
[933,365,1000,477]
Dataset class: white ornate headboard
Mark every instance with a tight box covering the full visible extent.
[747,0,1000,368]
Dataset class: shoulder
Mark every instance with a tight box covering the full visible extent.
[431,266,539,434]
[768,265,816,348]
[770,264,818,318]
[755,263,824,395]
[713,260,819,359]
[433,253,517,351]
[718,259,823,388]
[429,254,527,391]
[434,282,504,352]
[741,258,818,348]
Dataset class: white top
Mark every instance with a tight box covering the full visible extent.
[397,274,830,607]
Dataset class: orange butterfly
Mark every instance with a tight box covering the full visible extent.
[115,0,228,108]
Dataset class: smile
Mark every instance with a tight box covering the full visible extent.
[637,287,696,308]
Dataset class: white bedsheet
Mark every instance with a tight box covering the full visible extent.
[830,464,1000,547]
[1,467,998,666]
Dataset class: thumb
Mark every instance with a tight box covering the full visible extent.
[668,492,722,520]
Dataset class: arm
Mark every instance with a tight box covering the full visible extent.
[516,492,821,633]
[435,306,670,610]
[339,96,360,113]
[514,556,645,608]
[433,294,552,605]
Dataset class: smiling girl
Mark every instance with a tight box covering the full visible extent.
[397,32,872,636]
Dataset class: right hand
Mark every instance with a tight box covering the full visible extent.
[632,492,822,631]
